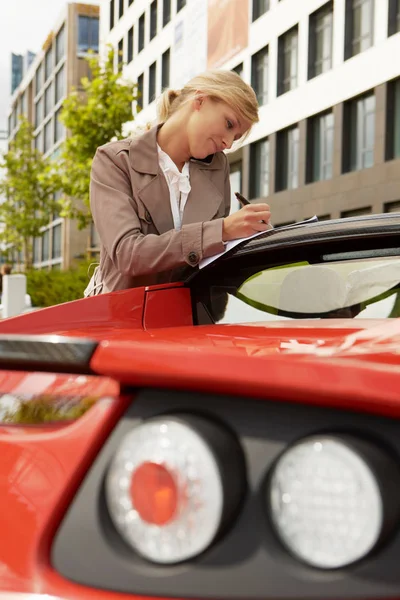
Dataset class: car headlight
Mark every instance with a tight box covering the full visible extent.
[268,435,400,569]
[105,414,246,564]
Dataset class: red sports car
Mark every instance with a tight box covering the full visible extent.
[1,213,400,600]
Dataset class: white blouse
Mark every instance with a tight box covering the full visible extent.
[157,144,191,231]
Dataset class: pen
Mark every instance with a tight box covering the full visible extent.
[235,192,268,225]
[235,191,250,206]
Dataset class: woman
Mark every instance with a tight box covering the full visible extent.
[84,69,271,296]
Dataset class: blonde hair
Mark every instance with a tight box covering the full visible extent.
[157,70,259,134]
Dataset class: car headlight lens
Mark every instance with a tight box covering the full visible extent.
[268,435,400,569]
[106,414,245,564]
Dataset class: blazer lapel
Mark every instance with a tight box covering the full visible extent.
[137,174,174,234]
[129,125,224,233]
[182,159,223,226]
[129,125,174,234]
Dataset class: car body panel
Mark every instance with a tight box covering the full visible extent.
[89,323,400,417]
[0,391,128,597]
[0,286,147,338]
[1,215,400,599]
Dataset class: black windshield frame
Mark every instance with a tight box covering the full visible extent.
[188,215,400,325]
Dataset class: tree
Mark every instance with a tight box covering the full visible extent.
[57,47,137,228]
[0,116,61,270]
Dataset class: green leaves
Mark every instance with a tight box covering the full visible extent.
[56,47,137,228]
[25,259,95,307]
[0,47,137,270]
[0,116,60,269]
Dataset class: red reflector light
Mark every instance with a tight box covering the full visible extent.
[106,414,246,564]
[130,462,178,525]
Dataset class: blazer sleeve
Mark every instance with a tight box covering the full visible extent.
[90,146,226,277]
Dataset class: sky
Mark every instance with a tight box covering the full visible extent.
[0,0,100,131]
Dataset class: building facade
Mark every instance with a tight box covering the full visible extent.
[0,130,8,264]
[101,0,400,224]
[7,2,100,271]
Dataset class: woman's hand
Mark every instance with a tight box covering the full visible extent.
[222,203,271,241]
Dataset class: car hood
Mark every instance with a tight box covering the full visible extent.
[87,319,400,413]
[88,318,400,362]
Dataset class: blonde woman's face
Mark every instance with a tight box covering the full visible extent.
[187,96,251,159]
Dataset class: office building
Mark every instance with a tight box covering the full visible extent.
[7,2,100,270]
[101,0,400,224]
[0,130,7,262]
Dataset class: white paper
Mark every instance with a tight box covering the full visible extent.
[199,216,318,269]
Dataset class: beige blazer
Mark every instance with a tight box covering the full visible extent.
[84,124,231,296]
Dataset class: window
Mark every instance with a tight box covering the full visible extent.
[35,98,43,128]
[388,0,400,36]
[118,38,124,70]
[308,2,333,79]
[35,131,43,153]
[276,125,299,191]
[21,91,27,116]
[343,93,375,172]
[35,64,43,95]
[44,83,53,116]
[50,148,62,161]
[32,238,41,263]
[177,0,186,11]
[52,192,62,220]
[344,0,374,59]
[127,26,134,63]
[278,26,298,96]
[307,110,334,182]
[55,25,65,64]
[163,0,171,26]
[55,66,65,104]
[150,0,158,39]
[54,109,65,143]
[393,79,400,159]
[45,49,53,81]
[149,61,157,103]
[229,162,242,212]
[385,200,400,212]
[250,138,269,198]
[44,119,53,153]
[252,0,269,21]
[33,237,41,264]
[119,0,124,18]
[110,0,115,29]
[11,53,23,95]
[137,73,144,109]
[52,225,62,259]
[251,46,269,105]
[341,207,372,218]
[232,63,244,78]
[42,230,50,261]
[386,78,400,160]
[138,13,145,52]
[78,16,99,53]
[162,48,170,89]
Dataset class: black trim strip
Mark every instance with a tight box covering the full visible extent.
[0,335,98,373]
[185,213,400,282]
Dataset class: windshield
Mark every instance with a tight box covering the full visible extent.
[195,255,400,324]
